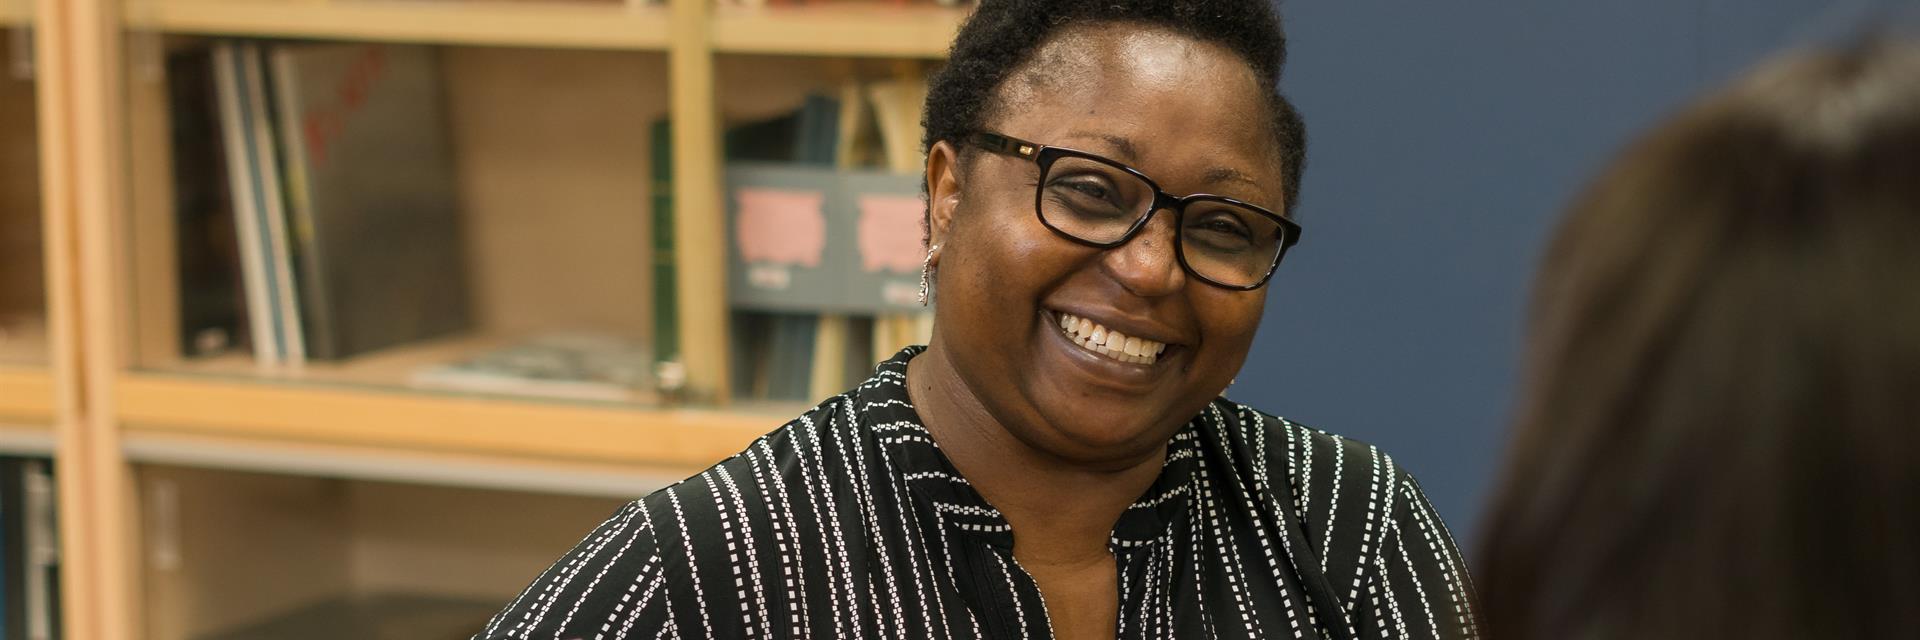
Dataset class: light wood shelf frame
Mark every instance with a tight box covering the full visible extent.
[0,423,57,454]
[712,3,966,58]
[122,430,699,498]
[0,2,29,26]
[116,372,782,468]
[0,365,55,422]
[122,0,672,50]
[64,0,144,634]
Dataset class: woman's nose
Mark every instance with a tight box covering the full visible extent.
[1101,209,1186,298]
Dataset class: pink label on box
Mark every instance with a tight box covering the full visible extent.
[735,188,827,268]
[857,194,924,274]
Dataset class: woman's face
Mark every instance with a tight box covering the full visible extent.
[927,24,1288,467]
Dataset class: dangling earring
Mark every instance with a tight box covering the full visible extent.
[918,244,940,306]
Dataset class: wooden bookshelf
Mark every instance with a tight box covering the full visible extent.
[116,370,792,467]
[41,0,973,636]
[136,465,633,640]
[712,3,968,58]
[0,365,54,423]
[122,0,672,50]
[122,429,706,497]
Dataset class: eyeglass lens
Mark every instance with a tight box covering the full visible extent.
[1040,155,1288,287]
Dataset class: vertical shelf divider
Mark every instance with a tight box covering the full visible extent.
[670,0,730,403]
[57,0,142,636]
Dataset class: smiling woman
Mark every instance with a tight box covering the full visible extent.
[474,2,1478,639]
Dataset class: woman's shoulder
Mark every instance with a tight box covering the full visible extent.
[1200,398,1428,512]
[1202,398,1384,464]
[1204,399,1471,609]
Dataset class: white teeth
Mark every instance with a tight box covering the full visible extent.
[1054,312,1167,366]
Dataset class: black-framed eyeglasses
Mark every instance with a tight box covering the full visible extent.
[965,131,1302,291]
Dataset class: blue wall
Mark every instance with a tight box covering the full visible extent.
[1239,0,1914,544]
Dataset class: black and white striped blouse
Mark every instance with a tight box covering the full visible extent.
[475,348,1480,639]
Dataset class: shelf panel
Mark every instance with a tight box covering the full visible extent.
[123,0,671,50]
[0,424,54,454]
[124,430,693,497]
[0,4,28,26]
[118,372,790,470]
[712,3,968,58]
[0,365,54,423]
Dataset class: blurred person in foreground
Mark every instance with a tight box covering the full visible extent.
[1476,38,1920,639]
[476,1,1478,638]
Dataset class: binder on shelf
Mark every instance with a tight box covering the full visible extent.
[720,75,948,401]
[722,95,841,403]
[724,164,924,314]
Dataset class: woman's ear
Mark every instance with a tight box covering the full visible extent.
[925,139,963,259]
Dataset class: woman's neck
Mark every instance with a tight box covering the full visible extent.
[906,342,1167,567]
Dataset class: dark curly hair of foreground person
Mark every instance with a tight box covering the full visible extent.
[922,0,1309,229]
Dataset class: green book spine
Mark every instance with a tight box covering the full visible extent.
[650,118,679,365]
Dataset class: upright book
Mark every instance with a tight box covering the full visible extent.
[167,47,247,358]
[212,42,294,365]
[267,42,471,360]
[243,42,308,365]
[650,118,679,380]
[0,458,59,640]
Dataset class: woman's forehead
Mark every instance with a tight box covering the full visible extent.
[1000,24,1261,110]
[986,26,1283,197]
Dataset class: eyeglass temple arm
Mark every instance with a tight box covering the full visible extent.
[966,132,1039,159]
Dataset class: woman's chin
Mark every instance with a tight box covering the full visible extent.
[1026,405,1180,466]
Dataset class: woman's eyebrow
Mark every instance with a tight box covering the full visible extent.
[1062,130,1142,162]
[1060,131,1269,196]
[1203,167,1264,190]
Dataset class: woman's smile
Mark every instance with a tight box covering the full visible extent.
[1054,311,1169,365]
[1036,308,1182,393]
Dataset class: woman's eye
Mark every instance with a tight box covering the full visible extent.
[1069,182,1111,200]
[1050,176,1115,203]
[1198,217,1251,239]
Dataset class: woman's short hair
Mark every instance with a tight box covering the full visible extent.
[1477,38,1920,640]
[922,0,1308,220]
